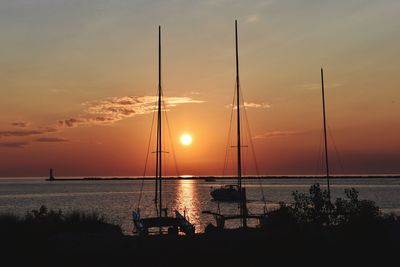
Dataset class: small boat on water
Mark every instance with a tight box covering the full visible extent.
[204,177,216,182]
[211,184,240,201]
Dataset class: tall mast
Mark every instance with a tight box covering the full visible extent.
[321,68,331,199]
[156,25,163,217]
[235,20,246,227]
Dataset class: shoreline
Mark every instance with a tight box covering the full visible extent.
[45,175,400,181]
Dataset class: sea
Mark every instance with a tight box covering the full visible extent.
[1,177,400,234]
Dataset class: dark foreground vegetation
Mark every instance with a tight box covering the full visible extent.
[1,184,399,267]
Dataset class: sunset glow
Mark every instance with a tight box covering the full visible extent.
[0,1,399,177]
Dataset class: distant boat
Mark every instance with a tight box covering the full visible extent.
[204,177,216,182]
[132,26,195,236]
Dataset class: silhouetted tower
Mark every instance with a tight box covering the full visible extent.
[49,168,55,181]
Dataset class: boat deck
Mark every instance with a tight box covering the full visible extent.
[132,211,195,236]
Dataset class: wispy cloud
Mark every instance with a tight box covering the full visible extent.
[244,102,271,109]
[58,95,204,128]
[58,118,88,128]
[49,89,68,94]
[302,83,343,90]
[0,128,56,138]
[226,101,271,109]
[253,130,305,139]
[245,15,260,24]
[2,95,204,145]
[11,121,30,128]
[34,137,69,142]
[0,142,29,148]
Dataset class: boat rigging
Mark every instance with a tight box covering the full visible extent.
[205,20,267,229]
[132,26,195,236]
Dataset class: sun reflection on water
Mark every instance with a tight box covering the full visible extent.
[173,179,201,232]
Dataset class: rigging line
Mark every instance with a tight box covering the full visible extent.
[319,129,325,175]
[160,94,170,212]
[137,96,158,211]
[328,126,345,174]
[240,88,258,174]
[240,87,267,206]
[239,84,247,187]
[223,83,237,176]
[163,147,169,208]
[164,104,181,177]
[315,128,324,176]
[160,91,179,211]
[226,83,237,175]
[242,146,248,176]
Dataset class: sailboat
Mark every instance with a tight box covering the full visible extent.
[205,20,267,229]
[210,19,251,204]
[132,26,195,236]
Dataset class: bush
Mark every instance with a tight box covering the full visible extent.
[268,183,393,228]
[334,188,381,225]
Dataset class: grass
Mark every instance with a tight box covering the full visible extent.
[0,205,122,239]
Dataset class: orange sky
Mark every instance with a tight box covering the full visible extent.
[0,0,399,177]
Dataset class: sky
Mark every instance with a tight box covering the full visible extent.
[0,0,399,177]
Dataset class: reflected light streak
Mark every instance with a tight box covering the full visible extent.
[174,179,200,232]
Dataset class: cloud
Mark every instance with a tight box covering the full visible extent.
[34,137,69,142]
[253,130,305,139]
[0,142,29,148]
[245,15,259,24]
[244,102,271,109]
[302,83,343,90]
[0,128,56,138]
[226,101,271,109]
[56,96,204,128]
[49,89,67,93]
[57,117,114,128]
[11,121,30,128]
[3,95,204,139]
[163,96,204,107]
[58,118,87,128]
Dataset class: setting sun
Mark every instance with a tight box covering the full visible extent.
[180,134,192,146]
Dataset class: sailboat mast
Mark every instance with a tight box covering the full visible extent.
[235,21,242,191]
[321,68,331,199]
[235,20,246,228]
[156,25,163,217]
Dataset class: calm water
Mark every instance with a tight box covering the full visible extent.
[1,177,400,234]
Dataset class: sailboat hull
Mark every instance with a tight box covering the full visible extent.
[132,211,195,235]
[210,185,241,202]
